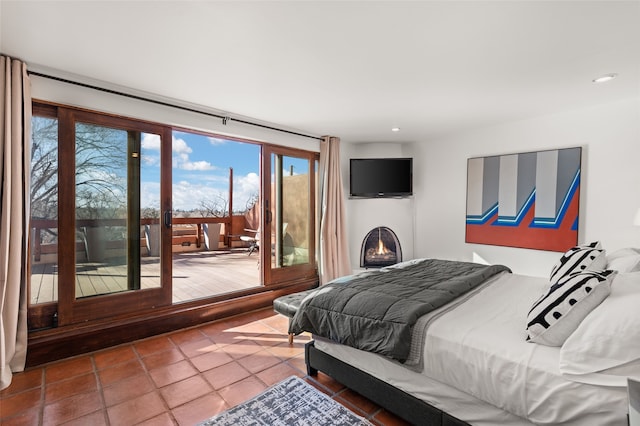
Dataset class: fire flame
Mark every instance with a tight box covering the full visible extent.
[376,238,390,255]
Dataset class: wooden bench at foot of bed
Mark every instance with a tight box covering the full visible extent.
[305,341,470,426]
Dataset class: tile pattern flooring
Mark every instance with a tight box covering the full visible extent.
[1,308,409,425]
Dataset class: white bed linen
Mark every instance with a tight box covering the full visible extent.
[315,273,628,425]
[315,337,533,426]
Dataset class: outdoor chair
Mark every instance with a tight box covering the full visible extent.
[240,229,259,255]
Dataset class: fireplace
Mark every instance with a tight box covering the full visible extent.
[360,226,402,268]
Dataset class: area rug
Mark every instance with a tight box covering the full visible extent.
[198,376,373,425]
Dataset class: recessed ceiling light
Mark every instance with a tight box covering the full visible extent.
[391,127,400,132]
[592,73,618,83]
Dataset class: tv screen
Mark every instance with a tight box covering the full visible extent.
[350,158,413,198]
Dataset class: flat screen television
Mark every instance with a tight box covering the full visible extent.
[350,157,413,198]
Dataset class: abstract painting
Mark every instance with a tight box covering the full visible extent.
[465,147,581,252]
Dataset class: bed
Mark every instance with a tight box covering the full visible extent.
[291,246,640,425]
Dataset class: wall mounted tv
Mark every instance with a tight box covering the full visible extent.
[350,157,413,198]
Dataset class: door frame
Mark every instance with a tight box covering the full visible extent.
[56,108,173,325]
[261,145,318,285]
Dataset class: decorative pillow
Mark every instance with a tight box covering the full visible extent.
[559,271,640,386]
[606,248,640,273]
[526,269,616,346]
[549,242,607,284]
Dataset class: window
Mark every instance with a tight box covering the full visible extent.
[28,102,318,330]
[30,108,59,315]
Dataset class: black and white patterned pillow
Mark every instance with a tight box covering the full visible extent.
[526,269,616,346]
[549,242,607,284]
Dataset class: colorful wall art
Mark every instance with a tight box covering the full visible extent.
[465,147,581,252]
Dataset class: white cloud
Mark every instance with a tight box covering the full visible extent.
[170,136,218,171]
[172,137,192,154]
[237,172,259,193]
[169,172,260,212]
[140,181,161,209]
[141,134,192,154]
[208,137,227,145]
[172,180,220,211]
[142,154,160,166]
[173,153,215,171]
[233,172,260,210]
[180,160,215,171]
[141,133,161,151]
[142,134,228,172]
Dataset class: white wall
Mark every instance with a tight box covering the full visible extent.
[342,143,415,270]
[407,97,640,277]
[30,73,320,152]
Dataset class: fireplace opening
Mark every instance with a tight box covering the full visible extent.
[360,226,402,268]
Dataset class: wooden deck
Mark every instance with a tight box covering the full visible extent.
[30,249,261,305]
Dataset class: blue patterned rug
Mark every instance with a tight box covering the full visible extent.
[198,376,373,425]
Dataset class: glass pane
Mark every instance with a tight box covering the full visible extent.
[74,123,161,299]
[140,133,162,290]
[271,154,310,268]
[30,116,59,304]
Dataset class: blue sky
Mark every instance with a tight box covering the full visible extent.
[140,130,260,212]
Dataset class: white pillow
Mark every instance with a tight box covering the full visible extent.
[549,242,607,284]
[559,271,640,386]
[606,248,640,273]
[526,269,615,346]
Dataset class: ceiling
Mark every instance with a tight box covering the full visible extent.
[2,1,639,144]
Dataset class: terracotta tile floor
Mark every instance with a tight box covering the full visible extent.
[0,308,409,425]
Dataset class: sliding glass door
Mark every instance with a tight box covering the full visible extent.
[262,146,317,284]
[55,109,173,325]
[29,102,318,331]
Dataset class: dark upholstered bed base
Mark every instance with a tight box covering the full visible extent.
[305,341,470,426]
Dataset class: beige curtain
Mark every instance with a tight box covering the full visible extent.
[319,136,351,284]
[1,55,31,391]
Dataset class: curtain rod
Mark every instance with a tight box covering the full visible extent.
[27,70,324,141]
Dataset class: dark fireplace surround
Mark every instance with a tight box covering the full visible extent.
[360,226,402,268]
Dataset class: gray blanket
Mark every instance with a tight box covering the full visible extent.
[289,259,510,362]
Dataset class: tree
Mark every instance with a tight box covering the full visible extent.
[31,117,129,221]
[244,192,259,212]
[73,122,127,220]
[31,117,133,248]
[199,193,229,217]
[30,116,59,221]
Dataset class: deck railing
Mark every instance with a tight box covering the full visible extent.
[30,216,244,262]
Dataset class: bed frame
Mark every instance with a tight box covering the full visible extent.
[305,340,470,426]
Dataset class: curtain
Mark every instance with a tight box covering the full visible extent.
[1,55,31,391]
[318,136,351,284]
